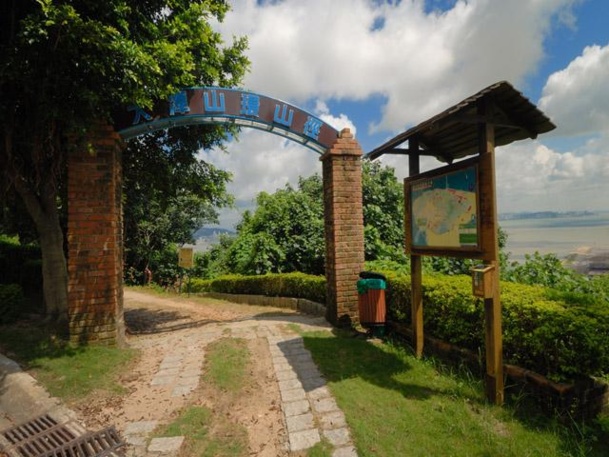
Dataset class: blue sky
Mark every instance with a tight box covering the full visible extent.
[204,0,609,227]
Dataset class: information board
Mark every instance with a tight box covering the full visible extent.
[405,157,482,257]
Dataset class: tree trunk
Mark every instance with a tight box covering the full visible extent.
[37,213,68,323]
[14,179,69,324]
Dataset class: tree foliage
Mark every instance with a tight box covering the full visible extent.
[202,175,325,276]
[362,161,406,262]
[199,161,406,277]
[123,127,234,284]
[0,0,249,321]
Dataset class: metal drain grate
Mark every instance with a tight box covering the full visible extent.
[0,415,124,457]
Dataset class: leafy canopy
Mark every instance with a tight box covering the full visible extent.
[0,0,249,318]
[1,0,248,192]
[198,161,406,277]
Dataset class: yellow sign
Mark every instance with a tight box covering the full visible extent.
[472,265,494,298]
[178,247,194,269]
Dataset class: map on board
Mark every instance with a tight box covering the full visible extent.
[411,165,478,249]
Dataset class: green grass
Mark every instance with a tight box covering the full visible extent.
[0,322,134,400]
[154,406,248,457]
[306,439,334,457]
[203,337,249,392]
[299,329,609,457]
[154,337,251,457]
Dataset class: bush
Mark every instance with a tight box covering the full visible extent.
[185,277,212,293]
[375,270,609,383]
[186,272,326,304]
[0,237,42,288]
[186,266,609,382]
[0,284,25,323]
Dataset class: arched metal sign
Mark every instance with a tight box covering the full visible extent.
[114,87,339,154]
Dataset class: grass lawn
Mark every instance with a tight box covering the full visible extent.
[0,322,135,400]
[300,328,609,457]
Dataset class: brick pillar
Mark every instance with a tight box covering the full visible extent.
[321,128,365,325]
[67,123,125,346]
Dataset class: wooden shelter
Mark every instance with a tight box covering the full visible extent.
[367,81,556,404]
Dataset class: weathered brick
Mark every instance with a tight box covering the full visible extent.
[321,129,365,325]
[68,122,125,346]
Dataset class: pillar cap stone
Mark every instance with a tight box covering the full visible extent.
[320,128,362,161]
[339,128,353,139]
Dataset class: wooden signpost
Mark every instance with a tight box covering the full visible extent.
[368,81,556,405]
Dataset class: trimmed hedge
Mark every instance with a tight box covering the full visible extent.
[186,272,326,305]
[184,269,609,382]
[380,270,609,383]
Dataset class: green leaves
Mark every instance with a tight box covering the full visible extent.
[123,127,234,283]
[1,0,250,132]
[362,160,405,262]
[222,180,325,276]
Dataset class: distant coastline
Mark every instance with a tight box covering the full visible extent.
[499,210,596,221]
[500,211,609,274]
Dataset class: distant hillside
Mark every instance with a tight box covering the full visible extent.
[193,226,235,239]
[192,227,236,253]
[499,211,595,221]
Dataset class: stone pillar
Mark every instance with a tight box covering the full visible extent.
[67,123,125,345]
[321,128,365,325]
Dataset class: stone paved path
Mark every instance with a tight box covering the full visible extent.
[123,312,358,457]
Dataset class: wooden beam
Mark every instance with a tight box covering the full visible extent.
[408,136,424,358]
[478,97,504,406]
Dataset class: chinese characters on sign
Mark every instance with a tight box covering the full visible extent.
[120,87,338,152]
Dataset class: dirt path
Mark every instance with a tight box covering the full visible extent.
[71,290,322,456]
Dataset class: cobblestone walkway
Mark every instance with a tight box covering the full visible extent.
[123,314,358,457]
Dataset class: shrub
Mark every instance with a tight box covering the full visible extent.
[185,278,212,293]
[377,270,609,383]
[0,284,25,323]
[186,272,326,304]
[186,267,609,382]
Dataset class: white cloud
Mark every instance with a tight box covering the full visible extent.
[315,100,356,135]
[204,0,601,222]
[217,0,577,133]
[200,101,357,227]
[201,122,335,227]
[380,136,609,215]
[540,43,609,137]
[495,141,609,213]
[202,129,322,203]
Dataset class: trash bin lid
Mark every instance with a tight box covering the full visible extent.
[359,271,387,281]
[357,278,386,294]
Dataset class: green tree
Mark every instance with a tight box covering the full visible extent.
[200,161,407,277]
[123,128,234,284]
[227,177,325,275]
[0,1,248,322]
[362,160,406,262]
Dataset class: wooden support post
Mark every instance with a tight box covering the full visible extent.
[478,99,504,405]
[408,138,424,357]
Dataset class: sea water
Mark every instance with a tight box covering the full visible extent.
[500,212,609,262]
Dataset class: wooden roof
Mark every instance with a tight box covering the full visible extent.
[367,81,556,163]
